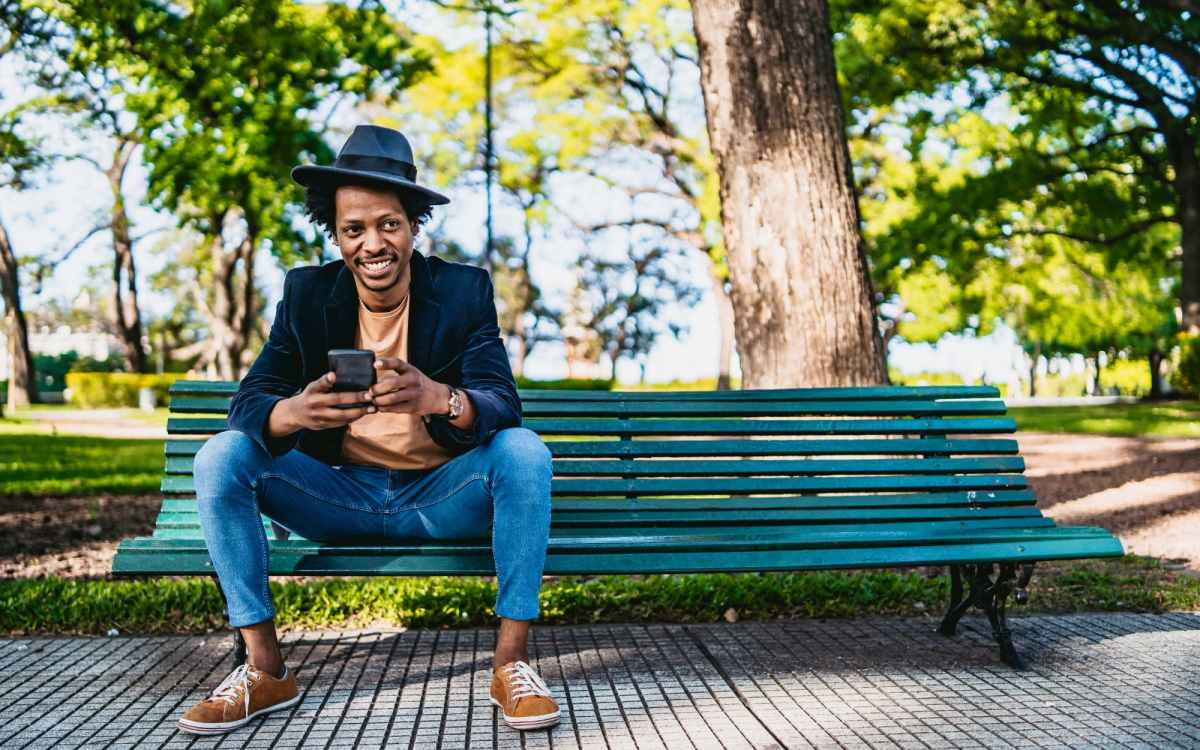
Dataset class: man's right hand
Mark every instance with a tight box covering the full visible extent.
[267,372,376,437]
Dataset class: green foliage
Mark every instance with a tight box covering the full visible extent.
[838,0,1187,360]
[516,377,613,391]
[3,557,1196,634]
[888,370,966,387]
[0,434,163,495]
[1173,336,1200,397]
[64,373,182,408]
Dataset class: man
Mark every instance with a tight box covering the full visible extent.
[178,125,559,736]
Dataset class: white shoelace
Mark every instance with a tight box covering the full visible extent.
[502,661,552,701]
[209,664,258,715]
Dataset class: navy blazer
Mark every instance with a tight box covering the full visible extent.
[228,250,522,465]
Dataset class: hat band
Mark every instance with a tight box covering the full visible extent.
[333,154,417,182]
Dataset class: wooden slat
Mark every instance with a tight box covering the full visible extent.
[163,437,1022,458]
[147,508,1051,537]
[168,379,1000,402]
[113,530,1124,576]
[121,524,1116,555]
[167,416,1019,437]
[159,488,1038,514]
[163,455,1025,477]
[162,472,1028,496]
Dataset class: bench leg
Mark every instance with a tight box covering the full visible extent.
[938,565,969,636]
[211,575,247,668]
[938,562,1036,669]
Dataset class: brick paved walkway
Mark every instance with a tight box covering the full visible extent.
[1,613,1198,749]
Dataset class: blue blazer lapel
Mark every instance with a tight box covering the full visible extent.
[323,263,359,353]
[407,250,440,373]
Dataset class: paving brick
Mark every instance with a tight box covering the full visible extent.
[0,615,1197,748]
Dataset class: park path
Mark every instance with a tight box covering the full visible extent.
[1021,434,1200,570]
[0,615,1197,749]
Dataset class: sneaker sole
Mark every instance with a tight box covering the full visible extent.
[177,693,301,735]
[490,697,560,730]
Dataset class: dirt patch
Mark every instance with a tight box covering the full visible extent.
[1020,433,1200,570]
[3,432,1199,578]
[0,494,160,579]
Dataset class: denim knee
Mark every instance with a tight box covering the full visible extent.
[194,430,268,504]
[488,428,552,473]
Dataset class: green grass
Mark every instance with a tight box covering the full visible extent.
[2,556,1195,635]
[0,433,164,495]
[1010,401,1200,438]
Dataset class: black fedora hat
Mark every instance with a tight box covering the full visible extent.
[291,125,450,206]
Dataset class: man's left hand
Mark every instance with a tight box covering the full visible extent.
[368,357,449,416]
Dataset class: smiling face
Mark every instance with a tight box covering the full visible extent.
[334,184,418,312]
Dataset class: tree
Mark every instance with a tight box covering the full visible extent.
[835,0,1197,331]
[574,238,701,381]
[49,0,430,377]
[393,0,737,386]
[35,66,150,372]
[690,0,886,387]
[0,0,55,410]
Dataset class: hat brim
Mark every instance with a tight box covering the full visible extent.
[291,165,451,206]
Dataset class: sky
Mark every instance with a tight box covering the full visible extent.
[0,8,1036,388]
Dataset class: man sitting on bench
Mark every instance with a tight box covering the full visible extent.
[178,125,559,736]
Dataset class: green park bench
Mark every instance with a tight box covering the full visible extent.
[113,380,1123,669]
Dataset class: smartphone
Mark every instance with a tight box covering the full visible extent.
[327,349,376,410]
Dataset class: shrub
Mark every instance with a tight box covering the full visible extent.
[64,372,185,407]
[516,377,612,391]
[1173,335,1200,397]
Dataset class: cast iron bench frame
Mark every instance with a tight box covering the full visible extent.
[113,380,1124,669]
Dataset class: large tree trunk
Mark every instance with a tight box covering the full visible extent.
[107,140,146,373]
[705,255,735,390]
[1171,130,1200,333]
[0,216,36,409]
[690,0,886,387]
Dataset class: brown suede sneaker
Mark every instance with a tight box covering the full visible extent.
[490,660,560,730]
[177,663,300,735]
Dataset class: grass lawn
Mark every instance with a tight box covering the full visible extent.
[1,556,1195,635]
[0,433,164,495]
[1010,401,1200,438]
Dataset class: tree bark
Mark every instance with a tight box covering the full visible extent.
[203,211,256,380]
[1170,129,1200,333]
[107,140,147,373]
[1028,346,1039,398]
[1149,347,1164,399]
[0,216,36,408]
[705,255,735,390]
[690,0,886,387]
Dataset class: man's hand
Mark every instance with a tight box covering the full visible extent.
[369,357,449,415]
[268,372,376,437]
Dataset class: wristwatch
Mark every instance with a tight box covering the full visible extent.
[445,385,465,420]
[425,385,464,423]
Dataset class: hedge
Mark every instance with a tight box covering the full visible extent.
[64,373,185,408]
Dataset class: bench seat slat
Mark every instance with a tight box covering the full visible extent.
[159,489,1037,513]
[163,437,1021,459]
[168,381,1000,402]
[163,455,1025,477]
[121,524,1115,555]
[166,416,1020,437]
[150,515,1054,540]
[113,529,1123,576]
[152,504,1051,525]
[161,473,1029,496]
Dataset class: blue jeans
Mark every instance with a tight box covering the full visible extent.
[193,427,553,627]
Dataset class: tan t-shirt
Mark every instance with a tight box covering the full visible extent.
[340,295,453,470]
